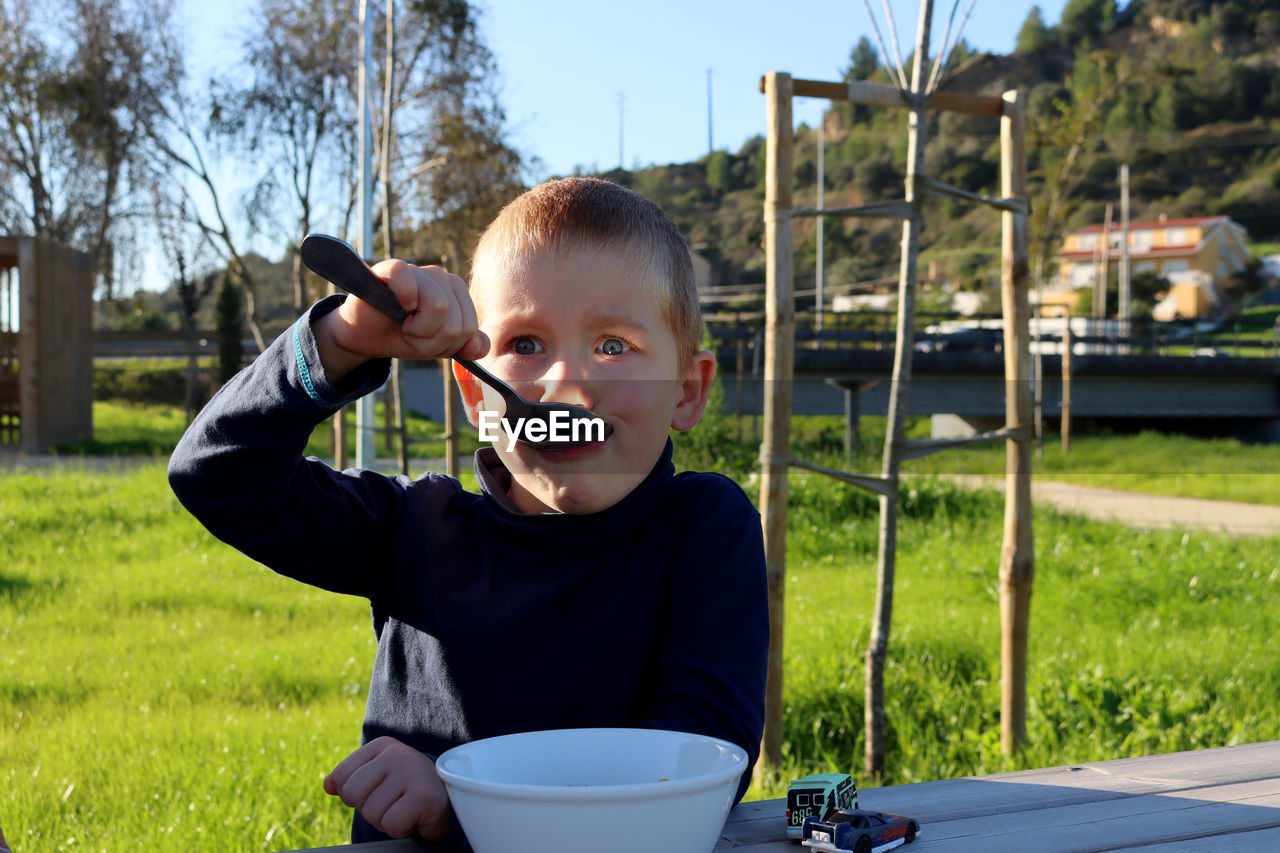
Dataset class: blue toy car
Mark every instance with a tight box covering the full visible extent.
[800,808,921,853]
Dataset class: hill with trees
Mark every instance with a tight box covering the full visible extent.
[587,0,1280,318]
[51,0,1280,337]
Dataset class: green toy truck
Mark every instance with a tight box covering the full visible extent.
[785,773,858,840]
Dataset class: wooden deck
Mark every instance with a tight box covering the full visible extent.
[281,741,1280,852]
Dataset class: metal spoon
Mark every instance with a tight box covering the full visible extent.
[299,233,612,449]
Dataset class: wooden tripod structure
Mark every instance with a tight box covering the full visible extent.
[757,0,1034,781]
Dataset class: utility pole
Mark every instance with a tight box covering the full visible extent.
[1095,202,1113,355]
[707,68,714,156]
[617,92,625,169]
[816,112,825,339]
[355,0,376,469]
[1118,164,1132,351]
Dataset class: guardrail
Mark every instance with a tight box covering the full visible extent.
[705,311,1280,360]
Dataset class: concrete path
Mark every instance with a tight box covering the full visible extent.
[947,474,1280,536]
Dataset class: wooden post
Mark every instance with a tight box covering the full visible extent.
[736,333,746,445]
[332,274,349,470]
[844,386,856,464]
[442,360,460,478]
[866,0,933,780]
[1061,315,1072,454]
[999,89,1034,755]
[333,408,348,469]
[393,359,410,475]
[757,70,794,782]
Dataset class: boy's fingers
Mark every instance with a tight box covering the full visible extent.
[332,756,388,809]
[372,259,418,316]
[446,273,488,359]
[455,329,490,362]
[379,791,431,839]
[350,776,410,835]
[403,272,457,344]
[403,267,483,359]
[325,737,387,800]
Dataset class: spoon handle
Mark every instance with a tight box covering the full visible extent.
[300,233,409,323]
[451,358,524,412]
[300,232,527,415]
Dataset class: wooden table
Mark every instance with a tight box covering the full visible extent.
[285,741,1280,852]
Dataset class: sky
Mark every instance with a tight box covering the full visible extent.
[186,0,1070,181]
[477,0,1069,179]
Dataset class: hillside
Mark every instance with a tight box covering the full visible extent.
[594,0,1280,315]
[117,0,1280,334]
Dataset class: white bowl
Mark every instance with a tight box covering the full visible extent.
[435,727,747,853]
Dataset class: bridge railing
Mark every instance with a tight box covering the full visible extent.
[704,310,1280,361]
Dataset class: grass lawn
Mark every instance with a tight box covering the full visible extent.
[3,459,1279,850]
[766,413,1280,506]
[54,400,1280,506]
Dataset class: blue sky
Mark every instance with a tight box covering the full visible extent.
[479,0,1070,178]
[187,0,1070,179]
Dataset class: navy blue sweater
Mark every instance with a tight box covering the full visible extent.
[168,297,770,845]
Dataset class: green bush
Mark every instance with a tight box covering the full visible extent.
[95,363,206,407]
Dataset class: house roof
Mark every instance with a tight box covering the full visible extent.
[1070,215,1243,235]
[1058,215,1252,264]
[1058,245,1198,261]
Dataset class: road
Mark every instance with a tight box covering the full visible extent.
[946,474,1280,536]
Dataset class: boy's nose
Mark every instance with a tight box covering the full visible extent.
[537,358,596,410]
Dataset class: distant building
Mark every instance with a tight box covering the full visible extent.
[1054,215,1251,320]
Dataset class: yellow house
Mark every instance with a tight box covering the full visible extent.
[1055,215,1251,319]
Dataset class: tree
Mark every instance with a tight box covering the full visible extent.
[1015,5,1055,54]
[844,36,880,82]
[1028,47,1136,290]
[151,184,217,422]
[143,86,273,352]
[843,36,881,125]
[218,0,523,306]
[706,150,732,195]
[1059,0,1119,43]
[0,0,181,299]
[217,0,355,318]
[215,275,244,386]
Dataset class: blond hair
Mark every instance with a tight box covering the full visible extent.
[470,177,701,367]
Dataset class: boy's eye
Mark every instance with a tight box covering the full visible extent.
[599,337,628,356]
[511,337,542,355]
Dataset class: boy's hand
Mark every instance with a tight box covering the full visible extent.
[315,259,489,383]
[324,736,451,842]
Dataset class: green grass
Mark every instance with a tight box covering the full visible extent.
[732,414,1280,506]
[54,401,191,456]
[54,402,1280,507]
[761,473,1280,793]
[3,461,1279,849]
[54,400,481,464]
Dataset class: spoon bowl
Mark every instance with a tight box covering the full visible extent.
[299,233,612,450]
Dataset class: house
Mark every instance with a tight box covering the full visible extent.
[1054,215,1251,320]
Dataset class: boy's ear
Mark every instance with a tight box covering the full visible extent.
[670,350,718,431]
[452,360,485,427]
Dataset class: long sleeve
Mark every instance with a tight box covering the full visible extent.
[167,296,405,599]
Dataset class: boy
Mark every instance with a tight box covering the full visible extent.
[168,177,769,847]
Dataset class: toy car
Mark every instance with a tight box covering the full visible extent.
[799,808,921,853]
[785,773,857,839]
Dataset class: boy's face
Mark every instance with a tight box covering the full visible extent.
[458,247,715,515]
